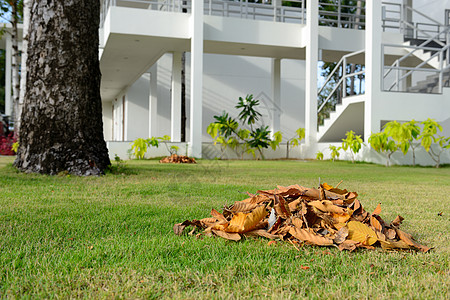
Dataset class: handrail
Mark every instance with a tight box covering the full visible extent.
[317,70,364,114]
[100,0,307,26]
[317,49,365,95]
[382,1,447,41]
[385,43,450,92]
[382,27,450,79]
[317,49,365,114]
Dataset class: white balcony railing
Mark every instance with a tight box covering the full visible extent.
[100,0,306,28]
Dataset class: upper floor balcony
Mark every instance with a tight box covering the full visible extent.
[100,0,367,29]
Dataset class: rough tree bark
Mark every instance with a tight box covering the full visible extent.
[14,0,110,175]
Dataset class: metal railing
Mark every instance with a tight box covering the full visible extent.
[382,42,450,93]
[319,0,366,29]
[317,49,365,114]
[100,0,307,28]
[381,2,450,94]
[382,2,448,42]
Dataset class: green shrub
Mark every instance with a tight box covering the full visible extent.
[341,130,363,163]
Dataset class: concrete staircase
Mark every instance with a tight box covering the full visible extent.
[402,39,446,70]
[407,67,450,93]
[317,95,365,143]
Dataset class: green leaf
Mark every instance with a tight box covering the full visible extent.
[235,94,262,125]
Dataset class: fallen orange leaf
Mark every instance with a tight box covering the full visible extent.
[372,203,382,215]
[226,205,267,233]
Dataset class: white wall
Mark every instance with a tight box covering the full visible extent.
[125,73,150,140]
[101,101,113,141]
[110,53,306,144]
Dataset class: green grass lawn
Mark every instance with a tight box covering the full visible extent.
[0,156,449,298]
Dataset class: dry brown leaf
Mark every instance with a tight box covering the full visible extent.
[331,199,344,206]
[372,203,382,215]
[396,229,431,252]
[275,186,303,198]
[370,216,383,232]
[226,205,267,233]
[200,217,218,226]
[300,265,310,270]
[230,201,259,213]
[291,217,303,229]
[331,211,351,224]
[241,194,270,204]
[385,228,397,240]
[343,192,358,206]
[244,229,279,240]
[309,200,347,214]
[322,182,348,195]
[211,222,229,231]
[288,199,301,212]
[379,239,411,250]
[289,227,334,246]
[338,240,358,251]
[270,224,292,237]
[173,223,187,235]
[211,209,227,222]
[333,226,349,244]
[211,229,241,241]
[160,154,196,163]
[267,240,277,246]
[274,194,291,219]
[347,221,378,245]
[391,215,404,227]
[376,230,387,242]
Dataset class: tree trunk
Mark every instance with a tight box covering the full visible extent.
[181,52,186,142]
[11,1,20,136]
[14,0,110,175]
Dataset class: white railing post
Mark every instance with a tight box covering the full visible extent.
[302,0,306,24]
[381,45,385,91]
[273,0,279,22]
[338,1,341,27]
[439,50,443,93]
[343,57,347,98]
[395,61,400,91]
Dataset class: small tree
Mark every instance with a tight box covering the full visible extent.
[383,120,421,166]
[130,137,159,159]
[285,128,305,159]
[269,131,283,152]
[368,131,398,167]
[329,145,341,161]
[341,130,363,163]
[419,119,449,168]
[207,95,278,160]
[316,151,324,160]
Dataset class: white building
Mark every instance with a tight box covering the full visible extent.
[3,0,450,165]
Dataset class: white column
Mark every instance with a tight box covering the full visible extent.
[271,58,281,136]
[305,0,319,147]
[5,35,12,116]
[171,52,182,142]
[149,64,158,138]
[364,0,383,140]
[189,0,204,158]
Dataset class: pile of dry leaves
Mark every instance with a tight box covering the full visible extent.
[160,154,196,164]
[174,182,430,252]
